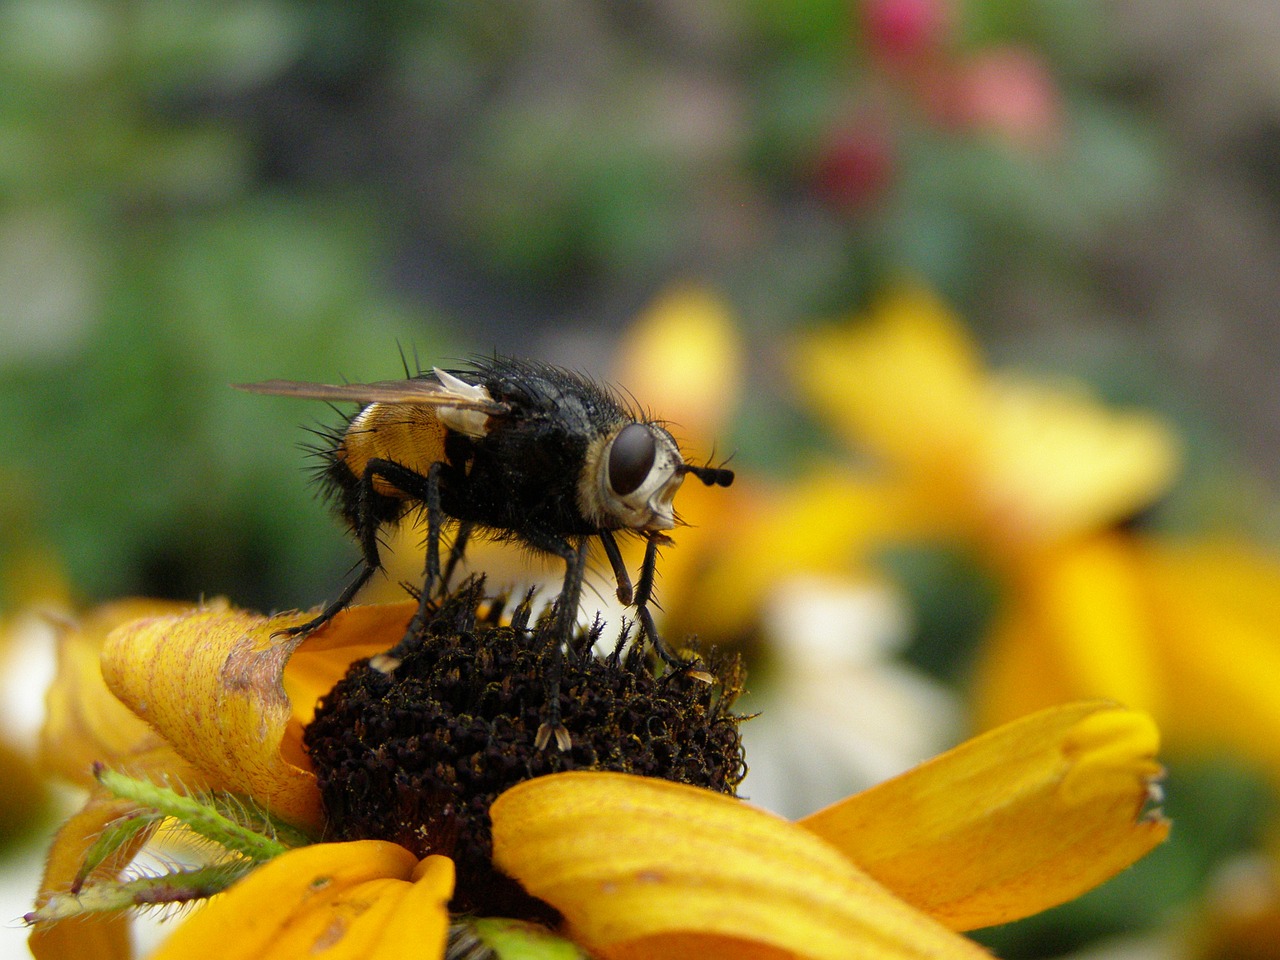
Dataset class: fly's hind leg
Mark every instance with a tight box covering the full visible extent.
[404,460,450,639]
[440,519,474,594]
[282,457,430,637]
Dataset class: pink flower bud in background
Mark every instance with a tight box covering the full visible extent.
[931,47,1065,153]
[861,0,950,67]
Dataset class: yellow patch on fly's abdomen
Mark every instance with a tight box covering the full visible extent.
[338,403,449,498]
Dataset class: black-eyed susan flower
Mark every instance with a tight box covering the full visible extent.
[29,577,1168,960]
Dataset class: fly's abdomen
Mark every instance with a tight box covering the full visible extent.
[337,403,449,498]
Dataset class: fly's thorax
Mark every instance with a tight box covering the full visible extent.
[578,421,687,531]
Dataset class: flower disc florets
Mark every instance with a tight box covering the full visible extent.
[303,578,746,915]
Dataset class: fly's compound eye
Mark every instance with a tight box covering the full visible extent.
[608,423,657,496]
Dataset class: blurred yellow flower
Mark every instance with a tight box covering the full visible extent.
[791,283,1180,564]
[30,595,1168,960]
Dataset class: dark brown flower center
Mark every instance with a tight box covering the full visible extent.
[303,578,746,917]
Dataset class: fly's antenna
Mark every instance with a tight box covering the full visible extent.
[680,462,735,487]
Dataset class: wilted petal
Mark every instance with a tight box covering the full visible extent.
[148,841,450,960]
[491,771,988,960]
[799,701,1169,930]
[101,606,325,831]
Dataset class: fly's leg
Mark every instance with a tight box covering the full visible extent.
[404,460,448,640]
[598,529,633,605]
[440,520,474,593]
[528,533,588,752]
[633,533,712,683]
[283,458,434,638]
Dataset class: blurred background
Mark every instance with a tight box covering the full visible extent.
[5,1,1280,957]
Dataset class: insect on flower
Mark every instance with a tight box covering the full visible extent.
[236,356,734,748]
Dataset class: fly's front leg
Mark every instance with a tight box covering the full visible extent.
[598,529,633,605]
[633,533,712,683]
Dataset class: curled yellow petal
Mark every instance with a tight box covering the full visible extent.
[149,841,444,960]
[362,856,454,959]
[491,771,988,960]
[101,606,325,831]
[799,701,1169,931]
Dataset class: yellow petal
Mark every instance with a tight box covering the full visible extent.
[793,284,1178,553]
[40,599,196,786]
[1138,539,1280,778]
[149,841,441,960]
[101,606,325,831]
[972,536,1163,729]
[491,771,988,960]
[794,284,986,475]
[613,283,744,444]
[678,470,907,640]
[799,701,1169,930]
[979,377,1178,547]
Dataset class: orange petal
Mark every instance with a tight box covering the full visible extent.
[491,771,988,960]
[799,701,1169,930]
[101,606,325,831]
[281,601,417,731]
[149,841,446,960]
[40,599,195,786]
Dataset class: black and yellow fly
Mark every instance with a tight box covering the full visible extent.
[237,357,733,743]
